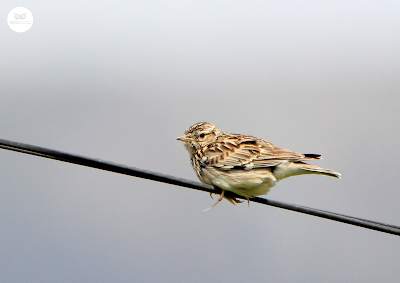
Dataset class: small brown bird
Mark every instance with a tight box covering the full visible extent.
[177,122,341,210]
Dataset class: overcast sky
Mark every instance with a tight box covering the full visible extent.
[1,1,400,282]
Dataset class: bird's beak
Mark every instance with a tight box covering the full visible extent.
[176,136,192,142]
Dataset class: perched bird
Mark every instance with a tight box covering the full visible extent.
[176,122,340,210]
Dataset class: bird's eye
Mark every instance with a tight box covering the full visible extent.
[199,133,206,138]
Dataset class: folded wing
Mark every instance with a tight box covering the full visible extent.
[202,135,316,170]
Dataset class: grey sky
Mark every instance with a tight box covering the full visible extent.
[1,1,400,282]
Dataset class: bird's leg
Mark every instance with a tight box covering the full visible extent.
[247,198,250,208]
[209,192,214,199]
[203,190,225,211]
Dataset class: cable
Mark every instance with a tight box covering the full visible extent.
[0,138,399,236]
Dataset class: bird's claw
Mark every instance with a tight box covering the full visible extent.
[204,190,225,211]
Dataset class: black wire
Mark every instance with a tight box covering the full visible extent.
[0,138,399,236]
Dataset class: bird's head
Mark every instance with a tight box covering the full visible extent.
[176,122,222,150]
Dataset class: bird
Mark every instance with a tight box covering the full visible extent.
[176,122,340,210]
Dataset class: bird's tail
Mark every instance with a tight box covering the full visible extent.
[295,162,341,179]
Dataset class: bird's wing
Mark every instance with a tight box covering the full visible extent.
[202,135,308,170]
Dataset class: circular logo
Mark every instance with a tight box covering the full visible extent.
[7,7,33,33]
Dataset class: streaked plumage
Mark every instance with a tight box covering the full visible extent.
[176,122,340,209]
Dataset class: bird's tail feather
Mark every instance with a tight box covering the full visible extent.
[296,162,341,179]
[303,153,322,160]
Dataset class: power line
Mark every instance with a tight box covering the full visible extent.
[0,138,399,236]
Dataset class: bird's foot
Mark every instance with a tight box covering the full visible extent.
[204,190,226,211]
[230,197,243,204]
[204,191,250,210]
